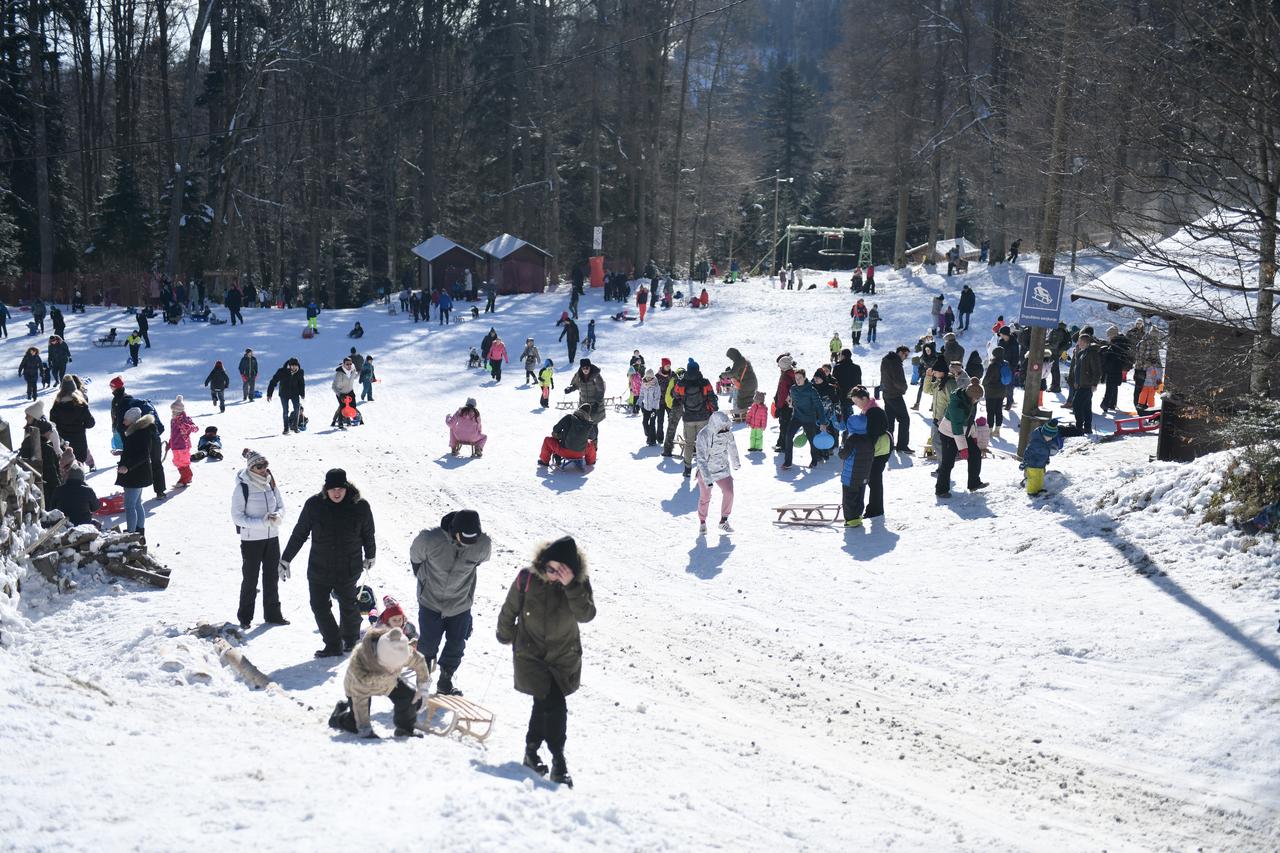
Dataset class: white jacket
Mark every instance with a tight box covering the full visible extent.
[231,470,286,541]
[331,366,356,396]
[695,411,740,484]
[639,381,661,411]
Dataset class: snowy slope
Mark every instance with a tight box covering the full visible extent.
[1,256,1277,852]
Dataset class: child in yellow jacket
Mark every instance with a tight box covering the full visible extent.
[538,359,555,408]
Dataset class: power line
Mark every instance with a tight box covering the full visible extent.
[1,0,754,167]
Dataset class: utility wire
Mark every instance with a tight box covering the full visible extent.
[1,0,754,167]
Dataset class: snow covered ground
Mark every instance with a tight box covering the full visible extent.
[1,256,1278,852]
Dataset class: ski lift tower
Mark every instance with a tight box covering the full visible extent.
[782,223,861,270]
[857,218,875,268]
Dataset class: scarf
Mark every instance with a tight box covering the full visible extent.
[244,468,273,492]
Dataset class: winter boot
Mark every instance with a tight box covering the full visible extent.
[314,643,343,658]
[550,754,573,788]
[328,700,349,730]
[436,669,463,696]
[394,727,425,738]
[523,745,549,776]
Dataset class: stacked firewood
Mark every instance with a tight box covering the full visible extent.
[27,513,172,590]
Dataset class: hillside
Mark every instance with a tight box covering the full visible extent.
[1,257,1277,852]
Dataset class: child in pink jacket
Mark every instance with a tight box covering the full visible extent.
[745,390,768,452]
[168,396,198,485]
[628,366,643,413]
[446,398,487,457]
[487,337,509,383]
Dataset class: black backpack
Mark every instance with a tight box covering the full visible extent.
[135,399,165,435]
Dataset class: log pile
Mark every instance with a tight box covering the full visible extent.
[29,512,173,590]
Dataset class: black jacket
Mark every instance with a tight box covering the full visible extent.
[226,289,242,310]
[136,313,149,333]
[833,358,862,395]
[558,321,579,345]
[19,352,41,379]
[552,412,598,452]
[116,415,157,488]
[49,398,95,449]
[282,486,376,581]
[958,287,975,313]
[267,365,306,400]
[52,480,98,525]
[674,370,717,420]
[998,334,1020,373]
[205,366,231,391]
[879,353,908,399]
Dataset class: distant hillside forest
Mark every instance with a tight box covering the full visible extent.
[0,0,1276,308]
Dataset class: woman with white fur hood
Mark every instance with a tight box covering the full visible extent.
[231,448,288,630]
[328,626,432,739]
[694,410,740,535]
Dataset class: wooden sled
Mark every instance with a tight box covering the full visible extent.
[555,399,576,410]
[93,337,126,348]
[773,504,844,525]
[1114,410,1161,435]
[418,694,495,742]
[450,441,481,458]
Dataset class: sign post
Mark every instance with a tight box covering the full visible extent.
[592,226,602,254]
[1015,273,1065,457]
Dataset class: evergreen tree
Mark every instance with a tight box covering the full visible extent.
[91,160,152,269]
[0,190,19,276]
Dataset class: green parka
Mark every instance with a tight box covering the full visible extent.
[496,541,596,698]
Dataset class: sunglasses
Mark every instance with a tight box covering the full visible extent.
[252,461,269,470]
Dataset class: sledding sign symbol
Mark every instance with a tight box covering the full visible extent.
[1019,273,1065,329]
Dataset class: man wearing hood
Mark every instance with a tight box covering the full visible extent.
[566,358,607,425]
[724,348,758,416]
[281,468,376,657]
[266,357,306,434]
[410,510,492,696]
[540,404,599,467]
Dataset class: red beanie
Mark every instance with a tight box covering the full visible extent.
[378,599,406,625]
[661,357,671,367]
[109,376,125,390]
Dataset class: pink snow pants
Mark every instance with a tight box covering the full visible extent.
[696,472,735,522]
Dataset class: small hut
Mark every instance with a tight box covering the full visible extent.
[1070,217,1279,462]
[479,233,552,294]
[905,237,982,266]
[411,235,484,296]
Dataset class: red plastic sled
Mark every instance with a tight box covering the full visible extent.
[95,493,126,515]
[1114,410,1161,434]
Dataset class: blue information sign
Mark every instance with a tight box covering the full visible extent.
[1019,273,1065,329]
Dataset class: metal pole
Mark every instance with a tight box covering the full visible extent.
[771,171,781,276]
[785,226,792,271]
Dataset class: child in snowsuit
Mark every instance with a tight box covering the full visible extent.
[829,333,842,368]
[468,347,482,368]
[1021,419,1063,495]
[639,369,662,445]
[584,319,596,351]
[204,360,230,413]
[328,626,431,739]
[1137,361,1163,411]
[126,331,142,366]
[973,416,992,456]
[694,411,740,534]
[446,398,487,457]
[521,338,541,384]
[193,426,223,461]
[628,366,642,414]
[538,359,555,408]
[359,357,376,401]
[168,396,198,485]
[746,390,768,452]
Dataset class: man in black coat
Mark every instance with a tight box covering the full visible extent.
[832,349,862,425]
[136,311,151,348]
[226,286,244,326]
[281,469,376,657]
[266,358,306,434]
[997,328,1020,410]
[957,285,976,331]
[879,347,913,453]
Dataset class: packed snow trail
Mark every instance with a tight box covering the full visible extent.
[1,258,1277,851]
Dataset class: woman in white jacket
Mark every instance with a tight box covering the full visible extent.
[232,448,288,629]
[694,411,740,535]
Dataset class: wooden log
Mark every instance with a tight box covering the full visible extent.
[22,517,69,557]
[104,558,170,589]
[30,551,60,582]
[134,553,172,577]
[213,638,274,690]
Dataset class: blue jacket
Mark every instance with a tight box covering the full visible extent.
[789,381,824,426]
[1021,429,1063,468]
[438,292,453,311]
[840,414,875,486]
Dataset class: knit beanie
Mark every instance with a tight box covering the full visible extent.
[687,358,699,373]
[109,376,125,390]
[375,628,411,672]
[778,356,795,372]
[1041,419,1061,439]
[122,407,142,426]
[753,390,765,403]
[24,400,44,421]
[323,468,348,490]
[378,597,406,626]
[242,447,267,469]
[445,509,482,544]
[170,395,185,413]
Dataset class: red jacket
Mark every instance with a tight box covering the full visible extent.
[746,402,768,429]
[774,369,796,408]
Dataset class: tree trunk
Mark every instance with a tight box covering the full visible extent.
[27,0,54,295]
[666,0,697,272]
[417,0,437,239]
[687,12,728,277]
[163,0,217,279]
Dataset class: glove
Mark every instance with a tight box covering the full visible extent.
[413,689,429,710]
[278,559,291,582]
[363,558,375,571]
[564,387,572,394]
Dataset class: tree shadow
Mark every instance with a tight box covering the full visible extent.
[686,535,736,580]
[1051,492,1280,673]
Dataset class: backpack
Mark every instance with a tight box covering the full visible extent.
[999,363,1012,386]
[233,481,249,533]
[136,399,165,435]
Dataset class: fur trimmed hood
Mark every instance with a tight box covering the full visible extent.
[531,537,589,583]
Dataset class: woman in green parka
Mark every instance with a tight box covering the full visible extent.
[497,536,596,788]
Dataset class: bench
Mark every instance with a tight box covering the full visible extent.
[773,504,844,525]
[418,694,495,742]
